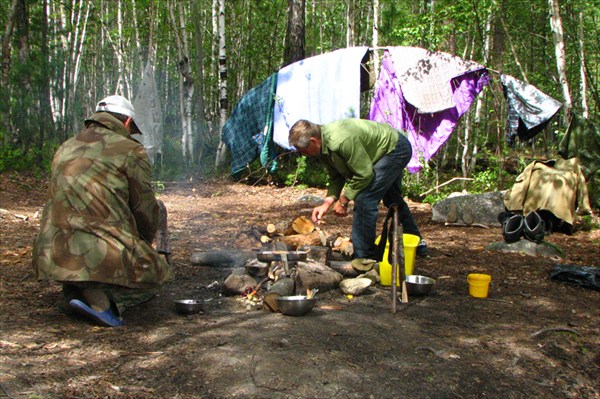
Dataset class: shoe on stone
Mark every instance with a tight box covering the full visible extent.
[69,299,125,327]
[502,214,524,243]
[523,211,545,244]
[416,239,428,258]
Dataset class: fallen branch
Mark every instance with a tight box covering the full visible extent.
[444,222,489,229]
[530,327,581,338]
[419,177,474,197]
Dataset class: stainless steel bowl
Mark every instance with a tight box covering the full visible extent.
[174,299,204,314]
[405,275,435,296]
[275,295,317,316]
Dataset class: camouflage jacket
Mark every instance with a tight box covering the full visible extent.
[33,112,173,289]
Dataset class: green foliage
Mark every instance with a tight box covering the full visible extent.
[0,145,53,175]
[276,155,328,188]
[404,156,513,205]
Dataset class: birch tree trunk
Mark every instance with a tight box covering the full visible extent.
[116,0,131,98]
[169,0,195,166]
[346,0,355,47]
[131,0,145,76]
[548,0,572,121]
[38,0,55,155]
[193,0,208,163]
[371,0,379,74]
[70,0,90,133]
[471,3,493,172]
[577,12,589,118]
[214,0,229,168]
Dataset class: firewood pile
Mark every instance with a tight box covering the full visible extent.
[190,216,380,313]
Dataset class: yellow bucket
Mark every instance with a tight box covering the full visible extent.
[376,234,420,286]
[467,273,492,298]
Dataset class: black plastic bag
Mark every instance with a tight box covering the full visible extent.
[550,264,600,291]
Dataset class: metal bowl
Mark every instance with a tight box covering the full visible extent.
[405,275,435,296]
[275,295,317,316]
[174,299,204,315]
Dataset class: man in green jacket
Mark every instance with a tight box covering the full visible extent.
[33,95,173,327]
[289,118,426,260]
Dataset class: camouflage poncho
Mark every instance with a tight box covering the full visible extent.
[33,112,173,289]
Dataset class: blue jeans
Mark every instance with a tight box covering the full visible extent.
[352,133,421,259]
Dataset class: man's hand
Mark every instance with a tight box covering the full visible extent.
[333,200,349,216]
[311,197,336,224]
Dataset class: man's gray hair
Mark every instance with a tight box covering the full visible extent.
[289,120,321,149]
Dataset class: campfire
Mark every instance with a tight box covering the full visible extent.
[191,216,365,313]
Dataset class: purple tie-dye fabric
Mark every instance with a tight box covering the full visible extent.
[368,51,489,173]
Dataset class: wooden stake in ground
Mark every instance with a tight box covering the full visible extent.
[397,214,408,305]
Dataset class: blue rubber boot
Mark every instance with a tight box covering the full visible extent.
[69,299,125,327]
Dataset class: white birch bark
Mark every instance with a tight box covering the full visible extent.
[372,0,379,75]
[470,3,493,172]
[548,0,572,120]
[62,0,90,133]
[577,12,588,118]
[131,0,144,76]
[214,0,229,168]
[169,0,195,165]
[346,0,354,47]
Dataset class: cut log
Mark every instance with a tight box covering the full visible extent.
[332,237,353,257]
[295,260,343,294]
[291,216,315,235]
[267,216,315,236]
[190,250,257,267]
[263,277,295,312]
[275,230,322,250]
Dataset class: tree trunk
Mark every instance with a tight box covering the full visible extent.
[214,0,228,168]
[1,0,19,116]
[38,0,55,159]
[346,0,355,47]
[471,4,493,172]
[577,12,588,118]
[548,0,572,122]
[131,0,145,76]
[371,0,379,74]
[169,0,195,167]
[283,0,305,67]
[193,0,209,164]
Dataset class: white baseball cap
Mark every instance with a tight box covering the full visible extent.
[96,95,142,134]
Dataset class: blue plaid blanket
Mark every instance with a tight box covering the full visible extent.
[222,73,277,175]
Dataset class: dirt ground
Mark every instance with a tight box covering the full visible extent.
[1,172,599,399]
